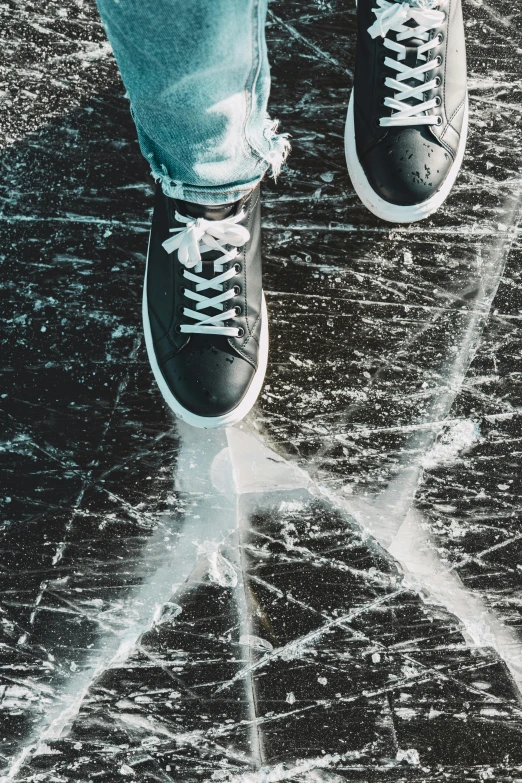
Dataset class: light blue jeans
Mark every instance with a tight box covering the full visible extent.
[96,0,290,205]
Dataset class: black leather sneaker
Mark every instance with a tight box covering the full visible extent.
[345,0,468,223]
[142,184,268,429]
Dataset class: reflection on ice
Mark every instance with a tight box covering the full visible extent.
[4,394,522,780]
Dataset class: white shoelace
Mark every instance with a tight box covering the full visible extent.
[162,211,250,337]
[368,0,446,127]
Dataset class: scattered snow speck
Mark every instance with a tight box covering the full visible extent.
[317,676,328,685]
[371,652,381,663]
[153,601,182,625]
[395,707,417,721]
[197,540,237,588]
[33,744,62,757]
[422,419,480,470]
[279,500,305,512]
[286,692,296,704]
[396,748,420,766]
[239,635,273,652]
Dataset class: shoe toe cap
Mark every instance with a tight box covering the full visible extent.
[360,129,454,207]
[160,338,256,419]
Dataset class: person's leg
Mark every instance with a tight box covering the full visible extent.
[96,0,289,204]
[96,0,280,427]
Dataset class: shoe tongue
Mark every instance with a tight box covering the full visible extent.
[394,0,439,7]
[175,190,251,222]
[176,200,237,221]
[170,191,251,277]
[173,193,251,275]
[389,0,439,73]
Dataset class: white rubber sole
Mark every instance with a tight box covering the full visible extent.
[142,249,269,430]
[344,90,469,223]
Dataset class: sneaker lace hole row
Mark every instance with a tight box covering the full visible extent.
[162,210,250,338]
[369,0,447,128]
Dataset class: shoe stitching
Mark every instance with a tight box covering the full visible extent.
[150,302,177,351]
[240,190,261,354]
[437,132,455,158]
[159,347,181,366]
[231,339,258,370]
[437,100,463,159]
[355,97,384,156]
[443,98,465,139]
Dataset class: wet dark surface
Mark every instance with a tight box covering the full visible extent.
[1,0,522,780]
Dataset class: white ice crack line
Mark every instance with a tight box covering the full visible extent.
[4,420,522,781]
[213,588,406,694]
[267,9,353,78]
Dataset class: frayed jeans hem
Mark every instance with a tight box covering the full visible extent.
[150,121,291,205]
[154,173,265,206]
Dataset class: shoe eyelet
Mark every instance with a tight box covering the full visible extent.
[233,285,241,295]
[177,305,184,315]
[374,118,381,127]
[175,324,182,333]
[434,76,441,87]
[436,33,443,44]
[381,76,387,86]
[179,267,185,277]
[236,327,245,338]
[434,96,441,107]
[178,285,185,295]
[234,305,242,316]
[435,115,443,126]
[234,262,242,274]
[380,97,386,106]
[435,55,442,66]
[379,54,386,64]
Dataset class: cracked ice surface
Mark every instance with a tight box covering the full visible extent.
[1,0,522,781]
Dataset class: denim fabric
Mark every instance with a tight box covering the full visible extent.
[96,0,290,204]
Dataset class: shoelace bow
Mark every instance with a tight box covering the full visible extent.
[162,211,250,337]
[368,0,446,127]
